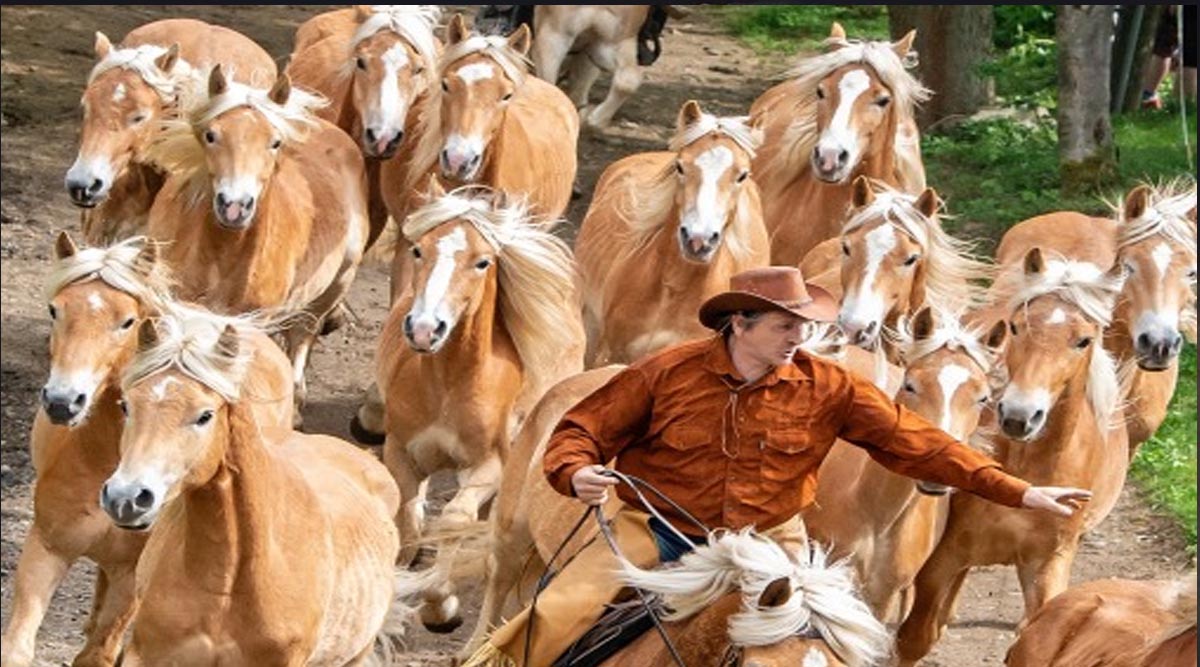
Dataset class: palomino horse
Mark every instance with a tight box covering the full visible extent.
[804,306,1006,623]
[377,183,585,630]
[801,176,994,361]
[895,249,1130,665]
[993,180,1197,454]
[100,313,399,666]
[68,19,275,245]
[0,234,293,667]
[287,5,441,250]
[609,529,891,667]
[750,23,929,266]
[1005,576,1197,667]
[530,6,651,130]
[576,100,770,366]
[145,66,369,423]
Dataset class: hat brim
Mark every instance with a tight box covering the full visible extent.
[698,284,838,330]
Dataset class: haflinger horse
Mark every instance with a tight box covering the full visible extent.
[895,248,1130,666]
[377,181,585,631]
[100,311,400,667]
[575,100,770,366]
[68,19,276,245]
[1005,575,1197,667]
[286,5,442,250]
[750,22,930,267]
[804,306,1006,624]
[800,176,994,362]
[529,6,651,131]
[610,528,891,667]
[993,180,1197,455]
[0,234,294,667]
[145,65,369,424]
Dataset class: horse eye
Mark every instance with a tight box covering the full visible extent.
[118,400,129,417]
[674,161,684,176]
[270,138,282,150]
[501,92,514,102]
[204,130,216,144]
[119,317,136,331]
[441,79,449,92]
[977,395,990,405]
[414,65,425,76]
[474,258,492,270]
[841,242,850,257]
[1122,261,1135,275]
[411,246,422,259]
[48,304,57,320]
[1009,321,1018,335]
[735,170,749,184]
[1187,268,1197,280]
[130,113,147,125]
[903,254,920,267]
[875,96,891,107]
[355,56,367,70]
[1074,337,1093,350]
[816,87,825,100]
[903,382,916,394]
[195,409,214,426]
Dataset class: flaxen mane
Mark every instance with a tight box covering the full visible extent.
[339,5,441,84]
[45,236,173,311]
[88,42,204,107]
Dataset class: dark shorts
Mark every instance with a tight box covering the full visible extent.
[1153,5,1196,67]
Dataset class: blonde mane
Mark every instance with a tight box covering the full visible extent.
[403,32,532,193]
[339,5,442,87]
[612,113,764,264]
[143,79,326,202]
[1115,178,1198,249]
[402,186,579,387]
[1001,256,1125,432]
[88,43,201,103]
[844,181,995,313]
[618,528,890,667]
[765,37,930,180]
[894,307,996,375]
[122,303,265,403]
[44,236,173,311]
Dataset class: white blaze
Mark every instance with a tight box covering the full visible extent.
[455,62,496,84]
[936,364,972,437]
[680,145,734,243]
[841,224,896,328]
[411,227,467,324]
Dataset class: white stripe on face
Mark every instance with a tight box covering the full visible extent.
[455,62,495,84]
[1046,307,1066,325]
[1151,242,1173,277]
[87,291,105,312]
[151,376,181,402]
[841,224,896,326]
[371,43,410,129]
[816,68,871,157]
[802,648,829,667]
[681,145,734,240]
[936,364,972,437]
[411,227,467,322]
[113,83,126,102]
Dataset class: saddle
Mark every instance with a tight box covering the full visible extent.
[551,594,663,667]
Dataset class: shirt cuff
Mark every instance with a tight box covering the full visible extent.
[549,462,592,498]
[976,466,1031,508]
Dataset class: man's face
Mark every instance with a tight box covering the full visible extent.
[734,311,808,366]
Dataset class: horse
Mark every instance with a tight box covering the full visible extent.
[1005,576,1197,667]
[67,19,276,245]
[800,176,994,364]
[144,66,369,424]
[895,248,1131,665]
[575,100,770,366]
[286,5,441,251]
[376,182,585,632]
[606,528,891,667]
[990,181,1197,455]
[750,22,929,267]
[99,312,400,666]
[0,234,293,667]
[529,6,652,131]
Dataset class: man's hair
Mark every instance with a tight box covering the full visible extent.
[719,310,764,337]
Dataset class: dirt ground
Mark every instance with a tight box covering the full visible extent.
[0,5,1192,667]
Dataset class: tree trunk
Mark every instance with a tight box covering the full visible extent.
[1057,5,1118,194]
[888,5,994,128]
[1121,3,1164,112]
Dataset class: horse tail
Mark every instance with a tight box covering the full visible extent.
[359,595,416,667]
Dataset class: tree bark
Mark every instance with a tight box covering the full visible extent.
[1056,5,1118,194]
[888,5,994,128]
[1121,3,1164,112]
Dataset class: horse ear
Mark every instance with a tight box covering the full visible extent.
[758,577,793,609]
[677,100,703,131]
[1023,247,1045,276]
[1122,184,1151,222]
[208,64,228,98]
[424,173,446,199]
[893,29,917,58]
[268,73,292,105]
[155,43,179,74]
[54,231,78,260]
[94,31,113,60]
[915,188,940,218]
[912,306,935,340]
[353,4,373,21]
[851,175,875,209]
[216,324,241,362]
[137,319,159,353]
[829,22,847,41]
[507,23,532,56]
[134,240,158,275]
[447,13,469,45]
[984,319,1008,351]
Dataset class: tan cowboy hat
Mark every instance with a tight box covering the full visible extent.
[699,266,838,330]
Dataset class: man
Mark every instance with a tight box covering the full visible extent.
[464,267,1092,667]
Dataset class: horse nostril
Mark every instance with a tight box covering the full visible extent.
[134,488,155,510]
[244,196,255,210]
[40,387,49,404]
[1031,409,1045,424]
[365,127,378,143]
[1137,333,1151,349]
[838,150,849,165]
[216,192,228,207]
[89,178,104,193]
[864,321,878,336]
[393,130,404,144]
[72,393,86,407]
[708,232,720,244]
[434,320,448,337]
[403,314,414,337]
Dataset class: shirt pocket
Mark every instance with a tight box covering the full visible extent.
[754,401,813,455]
[659,420,713,451]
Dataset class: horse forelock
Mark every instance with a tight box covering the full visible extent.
[670,113,762,159]
[45,236,174,311]
[1114,178,1198,250]
[346,6,442,85]
[895,306,995,375]
[88,43,185,100]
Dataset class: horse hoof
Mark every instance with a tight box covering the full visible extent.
[319,304,348,336]
[349,414,385,446]
[423,617,463,635]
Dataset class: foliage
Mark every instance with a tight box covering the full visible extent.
[992,5,1056,50]
[979,32,1058,111]
[719,5,889,54]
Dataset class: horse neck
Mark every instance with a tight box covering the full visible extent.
[858,108,900,182]
[854,450,929,530]
[615,595,739,666]
[57,383,126,472]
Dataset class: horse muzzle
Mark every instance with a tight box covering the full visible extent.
[100,479,160,530]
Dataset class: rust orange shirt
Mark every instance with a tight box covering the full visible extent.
[544,336,1030,535]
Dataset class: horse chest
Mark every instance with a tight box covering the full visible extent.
[405,421,485,469]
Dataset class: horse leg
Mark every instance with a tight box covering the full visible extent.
[459,514,536,661]
[282,322,316,429]
[71,564,138,667]
[1,530,73,667]
[531,29,573,91]
[384,436,429,567]
[363,161,389,253]
[351,382,387,445]
[893,541,974,667]
[585,40,640,130]
[563,53,602,109]
[1016,549,1076,628]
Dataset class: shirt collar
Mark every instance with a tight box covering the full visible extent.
[701,335,809,386]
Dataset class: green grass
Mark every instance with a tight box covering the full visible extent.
[1131,345,1198,553]
[719,5,889,54]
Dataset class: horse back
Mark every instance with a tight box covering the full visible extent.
[996,211,1118,269]
[292,8,357,56]
[123,18,276,85]
[286,30,356,127]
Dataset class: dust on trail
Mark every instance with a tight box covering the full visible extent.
[0,6,1191,666]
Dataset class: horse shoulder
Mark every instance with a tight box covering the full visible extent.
[492,79,579,217]
[292,8,357,55]
[577,152,673,283]
[286,37,355,126]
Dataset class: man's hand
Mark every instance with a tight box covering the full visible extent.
[572,465,618,506]
[1022,486,1093,517]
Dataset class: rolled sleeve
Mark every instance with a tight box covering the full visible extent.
[543,366,654,498]
[836,367,1030,508]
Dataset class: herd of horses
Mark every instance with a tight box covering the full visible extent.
[1,5,1196,667]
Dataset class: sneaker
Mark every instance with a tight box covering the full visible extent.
[1141,94,1163,110]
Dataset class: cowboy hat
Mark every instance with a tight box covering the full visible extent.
[698,266,837,330]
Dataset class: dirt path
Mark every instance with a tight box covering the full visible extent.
[0,6,1191,666]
